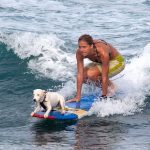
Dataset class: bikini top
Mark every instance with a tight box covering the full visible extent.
[93,39,111,63]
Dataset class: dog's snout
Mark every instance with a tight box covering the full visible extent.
[33,99,36,102]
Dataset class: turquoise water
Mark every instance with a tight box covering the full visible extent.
[0,0,150,149]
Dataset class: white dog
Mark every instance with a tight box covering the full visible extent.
[31,89,65,118]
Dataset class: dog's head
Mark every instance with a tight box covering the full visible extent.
[33,89,46,103]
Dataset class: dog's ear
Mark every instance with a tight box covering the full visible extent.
[42,90,46,93]
[33,89,38,93]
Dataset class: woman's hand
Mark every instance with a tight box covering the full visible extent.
[66,97,80,103]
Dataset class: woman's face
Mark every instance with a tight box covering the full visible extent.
[78,40,93,57]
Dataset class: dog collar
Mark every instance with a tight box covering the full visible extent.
[40,92,47,110]
[42,92,47,102]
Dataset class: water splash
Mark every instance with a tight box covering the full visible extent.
[89,43,150,117]
[0,32,76,81]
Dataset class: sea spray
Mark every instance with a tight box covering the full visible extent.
[0,32,76,81]
[89,43,150,117]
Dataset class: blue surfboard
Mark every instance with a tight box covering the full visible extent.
[32,94,97,120]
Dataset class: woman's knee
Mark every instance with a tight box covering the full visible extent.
[86,68,100,81]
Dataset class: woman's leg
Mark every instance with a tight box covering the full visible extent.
[107,80,117,97]
[83,66,101,83]
[83,66,117,96]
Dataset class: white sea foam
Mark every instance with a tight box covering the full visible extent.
[0,32,76,81]
[89,43,150,117]
[0,31,94,98]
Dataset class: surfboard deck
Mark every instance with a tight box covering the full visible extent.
[32,94,96,120]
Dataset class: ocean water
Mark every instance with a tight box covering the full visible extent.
[0,0,150,149]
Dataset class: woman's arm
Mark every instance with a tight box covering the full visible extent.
[76,50,84,101]
[101,53,109,96]
[97,44,110,96]
[66,50,84,102]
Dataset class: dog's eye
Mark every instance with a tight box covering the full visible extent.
[37,94,40,96]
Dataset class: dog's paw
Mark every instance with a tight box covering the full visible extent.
[30,112,34,116]
[44,114,48,118]
[61,110,65,114]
